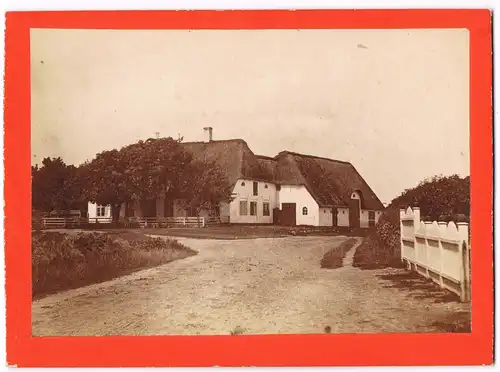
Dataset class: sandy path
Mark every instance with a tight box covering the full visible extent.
[32,236,466,336]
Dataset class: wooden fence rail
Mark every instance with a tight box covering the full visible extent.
[40,216,231,229]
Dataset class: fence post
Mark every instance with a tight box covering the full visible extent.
[457,222,470,301]
[399,207,406,262]
[423,221,432,278]
[437,221,447,287]
[183,217,186,226]
[412,207,420,264]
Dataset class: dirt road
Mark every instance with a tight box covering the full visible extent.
[32,236,467,336]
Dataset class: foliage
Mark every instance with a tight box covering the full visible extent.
[178,159,234,218]
[32,157,82,212]
[32,231,197,299]
[353,210,403,270]
[123,138,194,201]
[389,175,470,221]
[80,136,235,222]
[354,174,470,270]
[80,137,194,222]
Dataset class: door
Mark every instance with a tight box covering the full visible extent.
[273,208,281,224]
[332,207,338,227]
[125,201,135,217]
[164,199,174,217]
[141,200,157,217]
[281,203,297,226]
[348,199,360,228]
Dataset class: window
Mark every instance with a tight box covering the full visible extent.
[264,184,268,189]
[253,181,258,196]
[188,207,198,217]
[250,201,257,216]
[96,205,106,217]
[263,202,270,216]
[302,207,308,215]
[239,201,248,216]
[241,182,245,186]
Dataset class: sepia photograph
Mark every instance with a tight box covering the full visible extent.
[30,27,472,337]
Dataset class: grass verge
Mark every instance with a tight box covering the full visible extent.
[142,225,371,240]
[353,236,405,270]
[320,238,358,269]
[32,230,197,299]
[352,209,405,270]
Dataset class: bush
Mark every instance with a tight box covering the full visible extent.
[354,174,469,270]
[390,175,470,221]
[32,231,197,299]
[353,210,404,270]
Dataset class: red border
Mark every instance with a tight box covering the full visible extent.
[5,10,493,367]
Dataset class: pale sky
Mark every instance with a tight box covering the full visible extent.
[30,28,470,203]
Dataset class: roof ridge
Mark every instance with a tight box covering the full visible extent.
[276,150,352,165]
[181,138,247,145]
[255,155,276,161]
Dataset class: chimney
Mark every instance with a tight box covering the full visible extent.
[203,127,213,142]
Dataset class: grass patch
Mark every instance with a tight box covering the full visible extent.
[352,209,405,270]
[353,237,405,270]
[32,231,197,299]
[48,225,371,241]
[320,238,358,269]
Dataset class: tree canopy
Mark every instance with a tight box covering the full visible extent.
[178,159,234,216]
[32,157,82,212]
[389,174,470,221]
[79,137,232,222]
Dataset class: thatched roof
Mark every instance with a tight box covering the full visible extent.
[274,151,384,210]
[181,139,273,185]
[181,140,383,210]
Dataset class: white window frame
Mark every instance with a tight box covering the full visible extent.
[239,201,248,216]
[250,201,257,216]
[302,206,308,216]
[263,202,270,216]
[96,205,106,217]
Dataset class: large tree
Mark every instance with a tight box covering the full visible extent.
[80,149,132,222]
[32,157,81,212]
[81,137,194,223]
[178,159,234,223]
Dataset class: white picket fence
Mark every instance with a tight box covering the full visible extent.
[40,215,230,229]
[400,206,471,302]
[134,217,206,228]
